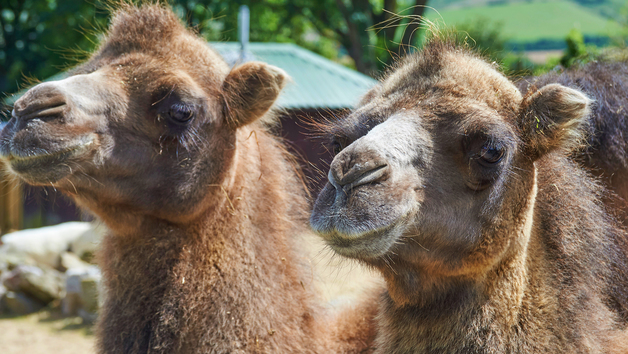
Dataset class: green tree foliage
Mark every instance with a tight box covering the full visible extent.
[561,29,588,67]
[611,1,628,47]
[1,0,431,100]
[167,1,341,68]
[3,0,627,101]
[0,0,108,97]
[454,17,536,75]
[291,0,429,76]
[455,17,508,61]
[148,0,431,76]
[554,28,602,69]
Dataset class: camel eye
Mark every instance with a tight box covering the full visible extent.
[331,140,342,156]
[478,144,504,165]
[168,103,195,124]
[463,134,505,167]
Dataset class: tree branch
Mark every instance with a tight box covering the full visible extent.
[333,0,369,73]
[399,0,428,54]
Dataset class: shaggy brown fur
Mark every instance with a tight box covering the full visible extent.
[0,4,377,353]
[311,39,628,353]
[518,62,628,221]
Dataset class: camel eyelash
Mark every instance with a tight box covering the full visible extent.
[166,103,196,125]
[325,136,350,156]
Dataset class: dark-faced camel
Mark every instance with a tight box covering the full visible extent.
[518,61,628,222]
[0,4,377,353]
[311,39,628,353]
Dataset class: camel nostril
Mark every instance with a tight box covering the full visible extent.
[329,160,389,190]
[12,84,68,121]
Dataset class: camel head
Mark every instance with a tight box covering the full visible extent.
[310,40,591,304]
[0,5,286,224]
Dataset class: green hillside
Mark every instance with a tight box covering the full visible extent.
[574,0,627,22]
[424,0,623,48]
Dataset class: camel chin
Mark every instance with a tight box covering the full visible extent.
[311,182,415,260]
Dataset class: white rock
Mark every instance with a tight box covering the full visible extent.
[70,222,106,262]
[2,290,44,315]
[0,252,37,270]
[62,291,82,316]
[59,252,92,272]
[0,283,6,314]
[63,266,101,318]
[66,266,101,294]
[0,222,94,269]
[3,264,65,304]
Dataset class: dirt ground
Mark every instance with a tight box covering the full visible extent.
[525,49,563,64]
[0,311,95,354]
[0,232,380,353]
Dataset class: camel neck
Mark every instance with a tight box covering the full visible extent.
[375,168,540,353]
[94,128,330,353]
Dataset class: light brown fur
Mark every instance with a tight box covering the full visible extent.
[311,39,628,353]
[0,3,377,353]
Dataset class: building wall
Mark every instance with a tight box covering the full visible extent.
[279,109,344,197]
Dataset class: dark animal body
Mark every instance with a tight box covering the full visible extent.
[518,61,628,222]
[310,39,628,353]
[0,4,376,354]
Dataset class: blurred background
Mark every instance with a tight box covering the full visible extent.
[0,1,626,352]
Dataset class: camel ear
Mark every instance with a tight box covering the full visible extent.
[222,61,287,128]
[518,83,592,159]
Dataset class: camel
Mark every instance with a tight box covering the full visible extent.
[517,61,628,221]
[0,4,378,353]
[310,38,628,353]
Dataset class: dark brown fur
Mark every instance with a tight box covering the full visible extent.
[311,39,628,353]
[518,62,628,222]
[0,4,377,353]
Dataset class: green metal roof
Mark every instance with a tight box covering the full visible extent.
[211,42,377,110]
[4,43,376,110]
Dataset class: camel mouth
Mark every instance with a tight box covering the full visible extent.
[311,183,415,260]
[311,180,417,259]
[3,136,96,183]
[319,222,404,260]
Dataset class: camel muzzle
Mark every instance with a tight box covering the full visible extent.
[12,84,68,123]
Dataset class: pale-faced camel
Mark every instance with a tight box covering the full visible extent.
[311,39,628,353]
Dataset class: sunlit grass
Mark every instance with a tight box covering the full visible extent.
[425,1,622,43]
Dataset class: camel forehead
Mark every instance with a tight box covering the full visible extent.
[379,45,521,113]
[440,51,522,108]
[89,5,228,79]
[106,5,188,51]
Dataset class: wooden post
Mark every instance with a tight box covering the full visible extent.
[0,164,23,234]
